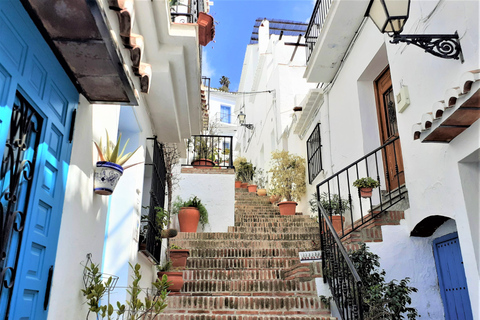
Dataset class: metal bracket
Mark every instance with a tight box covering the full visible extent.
[390,31,464,63]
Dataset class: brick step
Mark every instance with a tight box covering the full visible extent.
[188,248,300,259]
[235,222,317,228]
[162,296,329,315]
[235,216,314,223]
[235,208,281,213]
[170,239,318,250]
[153,314,335,319]
[180,279,317,295]
[183,269,283,281]
[228,226,320,234]
[282,262,323,281]
[174,233,319,241]
[186,257,300,270]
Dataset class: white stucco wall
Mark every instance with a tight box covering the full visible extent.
[173,168,235,233]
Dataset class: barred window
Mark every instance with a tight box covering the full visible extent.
[307,123,322,184]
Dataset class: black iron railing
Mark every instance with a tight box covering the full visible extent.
[140,139,167,264]
[305,0,333,62]
[184,135,234,168]
[307,123,323,184]
[316,136,405,239]
[319,203,363,320]
[171,0,200,23]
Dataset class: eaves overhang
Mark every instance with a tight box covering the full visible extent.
[304,0,370,83]
[21,0,140,105]
[293,88,324,136]
[413,69,480,143]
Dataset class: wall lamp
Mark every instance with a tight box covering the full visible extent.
[365,0,463,62]
[237,111,254,130]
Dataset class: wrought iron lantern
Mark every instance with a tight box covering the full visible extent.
[237,111,254,130]
[365,0,463,61]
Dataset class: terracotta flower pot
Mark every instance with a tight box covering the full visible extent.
[170,249,190,268]
[235,181,242,188]
[330,215,345,234]
[359,187,373,198]
[178,207,200,232]
[191,159,215,168]
[247,184,257,193]
[157,271,184,292]
[257,188,267,196]
[240,182,248,188]
[278,201,297,216]
[94,161,123,195]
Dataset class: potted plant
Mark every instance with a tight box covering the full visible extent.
[156,260,184,292]
[170,244,189,268]
[93,131,141,195]
[172,196,209,232]
[233,156,246,188]
[190,138,216,167]
[353,177,380,198]
[237,161,256,191]
[269,151,306,215]
[254,168,268,196]
[313,192,351,233]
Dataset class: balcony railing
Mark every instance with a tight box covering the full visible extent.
[184,135,234,168]
[305,0,333,62]
[170,0,201,23]
[139,139,167,264]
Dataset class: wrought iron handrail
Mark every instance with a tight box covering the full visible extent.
[318,203,363,320]
[305,0,333,62]
[316,136,405,240]
[184,135,234,168]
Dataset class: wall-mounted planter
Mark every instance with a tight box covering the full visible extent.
[94,161,124,195]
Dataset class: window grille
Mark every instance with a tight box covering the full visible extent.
[307,123,322,184]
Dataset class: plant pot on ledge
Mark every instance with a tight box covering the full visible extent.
[278,201,297,216]
[178,207,200,232]
[191,158,215,168]
[247,184,257,193]
[257,188,267,196]
[235,181,242,188]
[170,249,190,268]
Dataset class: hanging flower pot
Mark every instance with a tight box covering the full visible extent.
[157,271,184,292]
[94,161,124,195]
[178,207,200,232]
[278,201,297,216]
[247,184,257,193]
[359,187,373,198]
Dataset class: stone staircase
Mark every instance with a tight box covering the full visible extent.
[159,188,335,320]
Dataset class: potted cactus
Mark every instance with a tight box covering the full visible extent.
[353,177,380,198]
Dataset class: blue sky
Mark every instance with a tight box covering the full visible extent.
[202,0,314,92]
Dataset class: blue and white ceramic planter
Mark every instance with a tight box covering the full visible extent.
[94,161,124,195]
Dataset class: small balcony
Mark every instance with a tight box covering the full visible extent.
[170,0,203,23]
[304,0,370,83]
[184,135,234,168]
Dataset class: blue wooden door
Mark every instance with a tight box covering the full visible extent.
[433,232,474,320]
[0,1,78,319]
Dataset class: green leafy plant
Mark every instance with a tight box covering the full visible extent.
[268,150,306,202]
[94,131,141,169]
[319,295,332,310]
[316,192,351,216]
[350,244,419,320]
[236,161,256,184]
[253,168,267,188]
[170,244,183,250]
[353,177,380,189]
[81,262,170,320]
[233,156,247,181]
[172,196,209,228]
[157,260,173,272]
